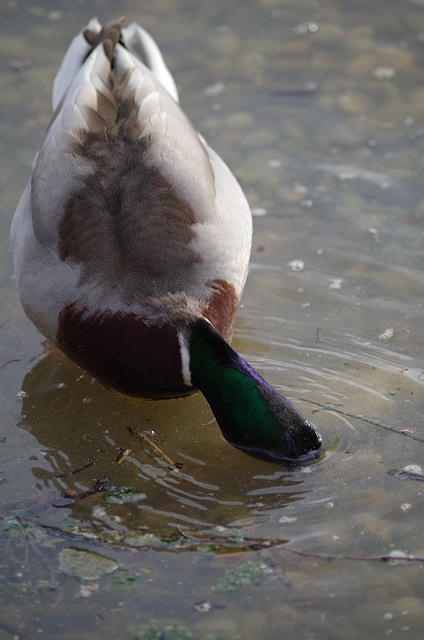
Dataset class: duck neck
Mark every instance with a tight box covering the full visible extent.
[187,318,321,462]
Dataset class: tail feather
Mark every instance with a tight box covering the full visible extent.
[52,17,178,113]
[83,16,126,62]
[52,17,100,110]
[121,22,179,102]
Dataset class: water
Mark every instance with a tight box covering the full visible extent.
[1,0,424,638]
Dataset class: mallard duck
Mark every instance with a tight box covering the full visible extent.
[10,18,321,462]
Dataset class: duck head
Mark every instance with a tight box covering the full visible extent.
[187,318,322,463]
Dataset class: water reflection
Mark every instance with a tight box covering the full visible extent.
[15,315,424,555]
[18,343,316,535]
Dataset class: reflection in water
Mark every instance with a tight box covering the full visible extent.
[16,318,424,553]
[18,345,312,535]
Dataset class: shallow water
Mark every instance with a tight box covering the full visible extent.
[1,0,424,638]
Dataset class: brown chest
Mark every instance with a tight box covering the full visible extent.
[56,302,190,397]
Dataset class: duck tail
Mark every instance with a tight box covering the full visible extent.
[83,16,126,63]
[51,16,102,110]
[53,18,179,113]
[121,22,179,102]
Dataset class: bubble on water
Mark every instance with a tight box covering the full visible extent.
[205,81,225,97]
[300,198,314,209]
[288,259,305,272]
[268,159,282,168]
[279,515,297,524]
[251,207,268,217]
[378,328,394,341]
[372,67,396,80]
[329,278,343,289]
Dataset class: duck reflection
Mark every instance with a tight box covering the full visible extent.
[19,338,309,536]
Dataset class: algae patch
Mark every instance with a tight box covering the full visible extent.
[58,547,119,580]
[212,559,273,593]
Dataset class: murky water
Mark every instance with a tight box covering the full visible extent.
[1,0,424,638]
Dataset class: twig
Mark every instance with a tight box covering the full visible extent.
[115,448,131,464]
[281,546,424,564]
[19,519,424,566]
[128,426,182,470]
[299,398,424,444]
[53,461,95,479]
[61,476,115,501]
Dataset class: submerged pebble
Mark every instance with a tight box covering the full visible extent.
[58,548,119,581]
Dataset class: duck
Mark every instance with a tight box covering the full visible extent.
[10,17,321,463]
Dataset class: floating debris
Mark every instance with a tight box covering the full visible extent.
[315,163,392,189]
[63,476,116,500]
[404,464,423,474]
[368,227,380,243]
[105,486,147,505]
[47,10,63,20]
[295,22,319,34]
[386,550,411,566]
[192,601,225,614]
[204,81,225,97]
[329,278,343,289]
[378,328,394,341]
[193,601,214,613]
[128,426,182,470]
[388,466,424,482]
[300,198,314,208]
[372,66,396,80]
[278,515,298,524]
[115,448,131,464]
[251,207,267,217]
[287,259,305,272]
[267,158,282,168]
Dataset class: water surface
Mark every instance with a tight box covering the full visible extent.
[1,1,424,639]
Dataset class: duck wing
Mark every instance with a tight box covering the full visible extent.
[11,18,252,341]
